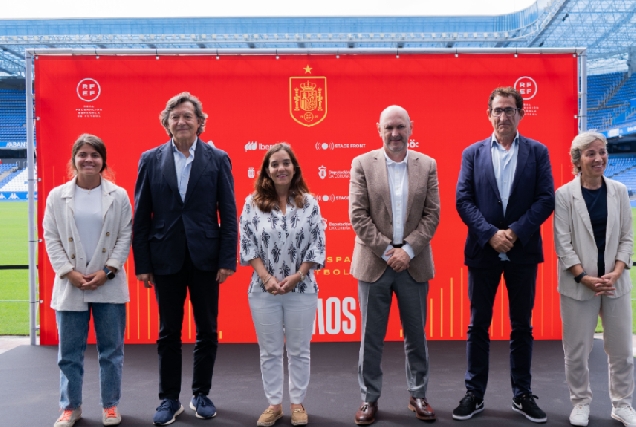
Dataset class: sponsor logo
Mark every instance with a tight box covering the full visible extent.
[290,67,327,127]
[4,141,26,149]
[318,167,349,180]
[315,142,366,150]
[514,76,537,101]
[408,139,419,148]
[321,194,349,202]
[76,78,101,102]
[327,221,352,231]
[245,141,276,152]
[8,193,19,200]
[329,170,350,179]
[313,296,356,335]
[248,167,256,179]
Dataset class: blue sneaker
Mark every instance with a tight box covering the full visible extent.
[190,394,217,419]
[153,399,184,425]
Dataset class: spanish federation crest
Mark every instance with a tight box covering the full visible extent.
[290,77,327,127]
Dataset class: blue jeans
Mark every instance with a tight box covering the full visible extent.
[56,303,126,409]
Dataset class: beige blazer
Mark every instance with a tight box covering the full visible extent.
[349,149,440,283]
[43,178,132,310]
[554,175,632,300]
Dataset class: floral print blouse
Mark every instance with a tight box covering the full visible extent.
[239,193,326,293]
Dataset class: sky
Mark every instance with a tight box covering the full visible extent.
[2,0,542,19]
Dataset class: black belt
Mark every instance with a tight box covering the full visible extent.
[392,243,404,248]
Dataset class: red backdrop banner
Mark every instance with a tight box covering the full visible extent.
[35,53,579,345]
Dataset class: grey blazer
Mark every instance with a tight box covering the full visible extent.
[553,175,633,300]
[348,149,440,283]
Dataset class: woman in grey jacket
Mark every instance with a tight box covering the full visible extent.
[554,131,634,427]
[43,134,132,427]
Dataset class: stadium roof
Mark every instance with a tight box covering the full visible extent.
[0,0,635,79]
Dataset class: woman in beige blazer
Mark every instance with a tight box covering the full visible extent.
[554,131,634,427]
[43,134,132,427]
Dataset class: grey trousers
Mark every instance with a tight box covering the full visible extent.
[561,292,634,407]
[358,268,430,402]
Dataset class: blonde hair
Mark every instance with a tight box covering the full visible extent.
[570,131,607,175]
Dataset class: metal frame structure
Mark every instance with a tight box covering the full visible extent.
[3,0,635,79]
[24,47,586,344]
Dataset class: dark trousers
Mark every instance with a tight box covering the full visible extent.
[358,269,430,402]
[154,250,219,401]
[465,262,537,399]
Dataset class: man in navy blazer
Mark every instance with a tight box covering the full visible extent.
[133,92,237,426]
[454,87,554,424]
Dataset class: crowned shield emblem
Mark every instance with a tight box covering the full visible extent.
[318,166,327,180]
[290,77,327,127]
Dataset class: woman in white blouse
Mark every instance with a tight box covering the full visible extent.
[554,131,635,427]
[239,143,326,427]
[43,134,132,427]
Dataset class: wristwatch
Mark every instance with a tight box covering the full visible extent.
[297,271,306,281]
[574,271,587,283]
[103,266,116,280]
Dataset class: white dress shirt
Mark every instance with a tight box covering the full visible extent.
[381,150,414,261]
[172,139,197,202]
[491,132,519,261]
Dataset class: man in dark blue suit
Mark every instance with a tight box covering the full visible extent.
[454,87,554,424]
[133,92,237,426]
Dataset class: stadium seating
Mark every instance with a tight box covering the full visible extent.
[587,72,636,130]
[0,168,29,192]
[0,89,27,141]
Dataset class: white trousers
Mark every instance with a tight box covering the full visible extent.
[561,292,634,407]
[249,292,318,405]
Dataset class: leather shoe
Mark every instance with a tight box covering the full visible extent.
[409,397,436,421]
[355,401,378,425]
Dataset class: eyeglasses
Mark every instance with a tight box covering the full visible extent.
[490,107,520,117]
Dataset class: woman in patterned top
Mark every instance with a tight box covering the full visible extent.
[239,143,326,427]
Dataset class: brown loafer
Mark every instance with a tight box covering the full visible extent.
[291,404,308,426]
[257,407,283,427]
[355,401,378,425]
[408,397,436,421]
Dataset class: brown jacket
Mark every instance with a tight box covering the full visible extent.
[349,148,440,283]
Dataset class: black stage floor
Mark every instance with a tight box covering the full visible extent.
[0,340,629,426]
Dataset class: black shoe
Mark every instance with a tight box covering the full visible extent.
[512,394,547,423]
[452,392,484,420]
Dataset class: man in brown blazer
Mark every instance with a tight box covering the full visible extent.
[349,105,440,425]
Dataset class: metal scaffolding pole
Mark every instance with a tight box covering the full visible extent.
[25,51,38,345]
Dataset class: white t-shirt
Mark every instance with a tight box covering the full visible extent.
[74,184,103,264]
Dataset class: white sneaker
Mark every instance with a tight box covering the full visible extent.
[54,407,82,427]
[612,405,636,427]
[103,406,122,426]
[569,403,589,426]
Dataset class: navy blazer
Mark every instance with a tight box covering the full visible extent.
[455,135,555,267]
[132,139,238,276]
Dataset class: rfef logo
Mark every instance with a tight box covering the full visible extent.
[514,76,537,101]
[77,78,101,102]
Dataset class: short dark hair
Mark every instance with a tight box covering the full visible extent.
[159,92,207,136]
[488,86,523,110]
[253,143,309,213]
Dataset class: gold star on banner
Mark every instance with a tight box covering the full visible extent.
[304,65,312,74]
